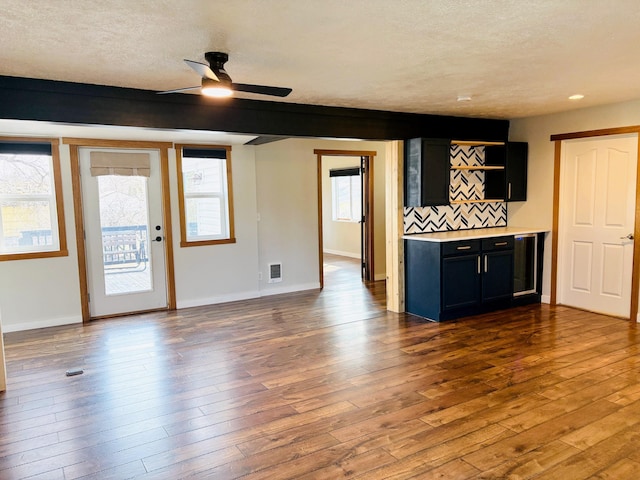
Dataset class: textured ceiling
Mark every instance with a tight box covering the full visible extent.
[2,0,640,119]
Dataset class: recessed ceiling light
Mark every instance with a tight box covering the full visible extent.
[457,95,472,102]
[568,94,584,101]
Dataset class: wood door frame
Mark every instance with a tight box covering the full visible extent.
[64,138,176,323]
[315,149,377,287]
[550,126,640,321]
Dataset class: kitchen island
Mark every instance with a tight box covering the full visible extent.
[404,227,546,321]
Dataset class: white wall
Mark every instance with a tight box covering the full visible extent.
[509,98,640,301]
[255,138,387,292]
[172,145,261,308]
[321,156,361,258]
[254,139,322,294]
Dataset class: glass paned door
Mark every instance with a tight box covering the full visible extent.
[80,148,167,317]
[97,175,152,295]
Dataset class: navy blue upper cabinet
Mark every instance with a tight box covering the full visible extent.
[484,142,528,202]
[404,138,451,207]
[505,142,528,201]
[405,139,527,207]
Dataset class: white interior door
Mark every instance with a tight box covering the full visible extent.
[80,147,167,317]
[559,134,638,317]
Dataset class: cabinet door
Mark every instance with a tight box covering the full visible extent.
[421,138,451,206]
[404,138,423,207]
[404,138,450,207]
[442,254,481,310]
[506,142,527,201]
[482,250,514,302]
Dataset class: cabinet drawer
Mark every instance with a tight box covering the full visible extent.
[442,239,481,256]
[482,236,514,251]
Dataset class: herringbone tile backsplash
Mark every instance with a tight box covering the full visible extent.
[404,144,507,234]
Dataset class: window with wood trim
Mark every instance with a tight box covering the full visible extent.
[176,145,235,246]
[0,138,67,260]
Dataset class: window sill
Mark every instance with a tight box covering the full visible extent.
[180,238,237,248]
[0,249,69,262]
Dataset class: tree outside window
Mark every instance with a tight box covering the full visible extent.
[0,139,67,260]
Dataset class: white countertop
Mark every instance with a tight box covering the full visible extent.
[403,226,548,242]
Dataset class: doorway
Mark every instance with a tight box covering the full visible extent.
[315,149,376,287]
[557,133,639,318]
[66,139,176,322]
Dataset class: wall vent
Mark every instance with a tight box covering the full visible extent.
[268,263,282,283]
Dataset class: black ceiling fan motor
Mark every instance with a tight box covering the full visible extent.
[205,52,232,83]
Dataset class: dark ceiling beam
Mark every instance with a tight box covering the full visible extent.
[0,76,509,141]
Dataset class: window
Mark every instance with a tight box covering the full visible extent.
[176,145,235,246]
[330,167,361,222]
[0,138,67,260]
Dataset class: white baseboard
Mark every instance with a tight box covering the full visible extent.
[177,283,321,309]
[2,315,82,333]
[177,290,261,309]
[323,249,360,259]
[259,282,321,297]
[541,295,551,304]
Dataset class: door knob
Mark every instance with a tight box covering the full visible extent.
[153,236,163,242]
[620,233,634,240]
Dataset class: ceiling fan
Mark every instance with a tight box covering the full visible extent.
[158,51,292,98]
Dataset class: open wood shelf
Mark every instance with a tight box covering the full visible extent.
[450,165,505,171]
[450,199,505,204]
[451,140,505,147]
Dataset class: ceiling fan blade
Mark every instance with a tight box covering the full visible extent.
[157,86,201,95]
[184,59,219,81]
[232,83,292,97]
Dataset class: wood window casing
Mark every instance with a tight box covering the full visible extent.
[0,136,68,262]
[175,144,236,247]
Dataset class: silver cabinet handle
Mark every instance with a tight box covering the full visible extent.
[457,245,472,250]
[477,256,481,274]
[484,255,488,273]
[494,241,508,246]
[508,182,512,200]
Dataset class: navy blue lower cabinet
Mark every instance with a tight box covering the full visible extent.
[481,237,514,304]
[482,252,514,302]
[405,236,515,321]
[442,255,481,310]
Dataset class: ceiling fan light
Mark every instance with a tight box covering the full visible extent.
[201,77,233,97]
[201,85,233,98]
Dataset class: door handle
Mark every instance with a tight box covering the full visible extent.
[620,234,634,240]
[153,236,163,242]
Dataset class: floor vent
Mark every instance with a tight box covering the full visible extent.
[268,263,282,283]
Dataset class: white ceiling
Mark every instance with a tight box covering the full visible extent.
[2,0,640,120]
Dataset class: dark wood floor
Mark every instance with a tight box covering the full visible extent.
[2,255,640,479]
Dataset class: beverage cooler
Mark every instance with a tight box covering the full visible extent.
[513,233,542,303]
